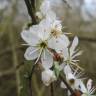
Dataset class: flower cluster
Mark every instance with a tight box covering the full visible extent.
[21,0,96,95]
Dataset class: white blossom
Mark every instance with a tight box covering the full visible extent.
[41,69,56,86]
[61,65,85,91]
[21,0,96,94]
[39,17,70,51]
[63,65,96,96]
[81,79,96,96]
[47,19,70,51]
[59,36,82,69]
[21,23,53,69]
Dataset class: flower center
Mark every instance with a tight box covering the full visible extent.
[40,41,47,48]
[51,29,61,38]
[69,79,75,85]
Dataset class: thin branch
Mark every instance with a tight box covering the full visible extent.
[28,64,36,96]
[60,75,82,96]
[59,74,76,96]
[62,0,71,8]
[50,83,54,96]
[0,45,24,57]
[24,0,37,25]
[0,68,15,77]
[30,0,36,10]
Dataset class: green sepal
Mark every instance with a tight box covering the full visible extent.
[53,62,61,78]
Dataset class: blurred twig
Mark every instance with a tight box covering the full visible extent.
[0,68,15,77]
[62,0,71,8]
[0,45,24,57]
[7,0,21,95]
[50,83,54,96]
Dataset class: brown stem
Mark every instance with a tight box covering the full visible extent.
[60,75,82,96]
[59,74,76,96]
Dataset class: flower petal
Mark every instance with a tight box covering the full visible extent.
[64,65,72,75]
[41,49,53,69]
[39,18,51,40]
[60,82,67,89]
[46,11,56,21]
[21,30,40,46]
[70,36,79,56]
[48,37,56,50]
[24,47,39,60]
[72,51,83,59]
[66,73,75,81]
[40,0,51,16]
[48,34,69,51]
[78,80,87,93]
[63,47,69,61]
[87,79,93,91]
[60,34,70,47]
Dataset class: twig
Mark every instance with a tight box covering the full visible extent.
[0,45,24,57]
[28,64,36,96]
[30,0,36,10]
[59,74,76,96]
[50,83,54,96]
[62,0,71,9]
[24,0,37,24]
[59,75,82,96]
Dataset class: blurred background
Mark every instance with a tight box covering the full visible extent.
[0,0,96,96]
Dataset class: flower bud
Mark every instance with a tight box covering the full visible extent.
[66,73,75,85]
[35,12,43,20]
[41,69,56,86]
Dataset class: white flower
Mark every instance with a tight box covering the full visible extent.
[59,36,82,69]
[64,68,96,96]
[21,23,53,69]
[47,20,70,51]
[36,0,69,52]
[41,69,56,86]
[80,79,96,96]
[61,65,85,91]
[39,17,70,52]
